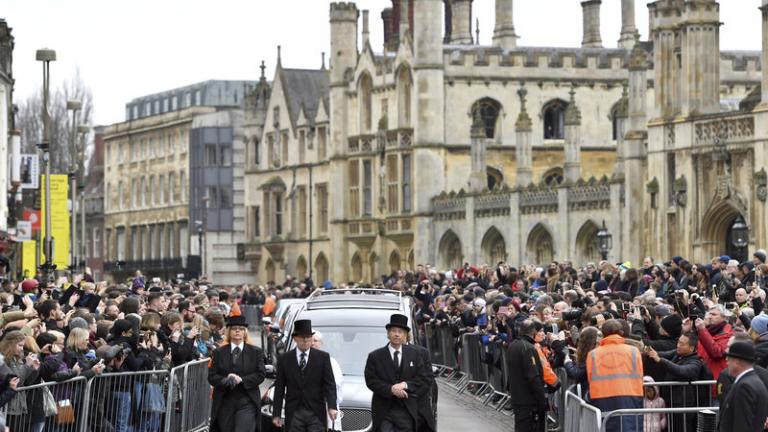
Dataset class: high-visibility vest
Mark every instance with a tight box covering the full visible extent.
[586,335,644,399]
[536,344,558,386]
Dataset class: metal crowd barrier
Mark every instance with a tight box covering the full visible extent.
[601,407,719,432]
[4,376,88,432]
[2,358,212,432]
[564,387,601,432]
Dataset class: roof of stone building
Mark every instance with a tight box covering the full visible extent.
[281,68,329,126]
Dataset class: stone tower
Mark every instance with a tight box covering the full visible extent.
[564,87,582,183]
[413,0,446,266]
[581,0,603,48]
[680,0,720,116]
[450,0,473,44]
[493,0,517,50]
[515,87,533,187]
[618,0,637,49]
[649,0,683,118]
[329,2,359,283]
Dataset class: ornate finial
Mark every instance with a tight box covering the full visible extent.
[565,85,582,126]
[277,45,282,67]
[471,109,486,139]
[260,61,266,79]
[628,34,647,71]
[321,52,326,70]
[476,18,480,45]
[516,86,532,132]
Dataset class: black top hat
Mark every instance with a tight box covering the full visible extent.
[385,314,410,332]
[292,319,314,337]
[725,341,756,362]
[226,315,248,328]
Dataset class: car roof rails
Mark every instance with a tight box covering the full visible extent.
[304,288,404,310]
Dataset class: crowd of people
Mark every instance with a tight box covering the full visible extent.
[0,248,766,432]
[0,270,247,432]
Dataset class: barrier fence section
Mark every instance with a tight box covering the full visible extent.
[0,358,212,432]
[422,325,723,432]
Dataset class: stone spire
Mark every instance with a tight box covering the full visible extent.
[762,0,768,104]
[469,108,487,192]
[680,0,720,116]
[564,86,582,183]
[400,0,410,41]
[581,0,603,48]
[515,87,533,187]
[627,33,648,134]
[493,0,517,50]
[618,0,637,49]
[362,10,370,47]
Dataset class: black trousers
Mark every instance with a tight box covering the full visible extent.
[217,393,259,432]
[290,408,325,432]
[513,406,545,432]
[380,403,415,432]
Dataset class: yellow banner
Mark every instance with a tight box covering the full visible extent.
[39,174,70,270]
[22,240,37,278]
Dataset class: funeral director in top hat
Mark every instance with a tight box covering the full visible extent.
[208,313,266,432]
[273,319,338,432]
[365,314,432,432]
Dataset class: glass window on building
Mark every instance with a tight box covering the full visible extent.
[116,227,126,261]
[184,92,191,107]
[207,186,219,208]
[194,90,201,106]
[220,188,232,208]
[363,159,373,216]
[205,144,218,166]
[171,96,178,111]
[221,145,232,166]
[402,154,412,213]
[163,98,169,113]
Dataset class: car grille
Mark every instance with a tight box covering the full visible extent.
[341,408,372,431]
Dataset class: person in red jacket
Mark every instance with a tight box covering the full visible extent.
[684,305,733,380]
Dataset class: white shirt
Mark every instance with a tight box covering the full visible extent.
[327,356,344,430]
[734,367,754,384]
[296,348,310,367]
[230,343,244,353]
[388,344,402,368]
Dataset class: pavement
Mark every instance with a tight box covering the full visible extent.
[250,329,515,431]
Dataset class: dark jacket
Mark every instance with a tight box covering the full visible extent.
[754,338,768,369]
[411,344,436,432]
[208,343,266,432]
[564,360,589,398]
[365,344,430,431]
[506,335,547,410]
[656,351,708,408]
[275,348,338,432]
[718,369,768,432]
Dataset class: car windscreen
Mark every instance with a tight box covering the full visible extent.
[312,326,388,376]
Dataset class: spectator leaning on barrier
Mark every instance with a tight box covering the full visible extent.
[587,319,644,432]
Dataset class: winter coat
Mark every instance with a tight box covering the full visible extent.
[643,377,667,432]
[754,336,768,369]
[696,323,732,381]
[656,351,708,408]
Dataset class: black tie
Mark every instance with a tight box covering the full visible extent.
[393,350,400,370]
[232,347,241,362]
[300,352,307,371]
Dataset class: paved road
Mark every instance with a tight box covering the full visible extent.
[251,330,513,431]
[435,381,515,431]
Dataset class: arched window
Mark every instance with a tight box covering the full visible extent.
[141,177,148,207]
[397,66,412,127]
[543,99,568,139]
[487,166,503,190]
[609,102,625,141]
[542,167,564,186]
[351,252,363,283]
[470,98,502,139]
[359,73,373,133]
[168,172,175,204]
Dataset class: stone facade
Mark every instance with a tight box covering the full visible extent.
[244,0,766,285]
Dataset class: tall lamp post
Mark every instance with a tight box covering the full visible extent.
[596,220,613,261]
[36,48,56,283]
[67,99,81,276]
[77,125,90,272]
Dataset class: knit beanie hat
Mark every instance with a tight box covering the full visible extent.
[751,314,768,336]
[69,317,89,331]
[660,314,683,338]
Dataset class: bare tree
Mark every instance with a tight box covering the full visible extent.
[16,69,93,174]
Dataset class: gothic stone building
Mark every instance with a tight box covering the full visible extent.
[244,0,766,285]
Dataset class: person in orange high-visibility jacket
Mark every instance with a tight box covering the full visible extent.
[587,319,644,432]
[533,323,559,387]
[262,295,276,317]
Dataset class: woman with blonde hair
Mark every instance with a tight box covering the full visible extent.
[0,330,40,426]
[64,328,104,379]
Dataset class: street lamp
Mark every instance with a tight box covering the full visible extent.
[67,99,81,276]
[194,220,204,278]
[731,216,749,249]
[77,125,90,273]
[595,220,613,261]
[36,48,56,283]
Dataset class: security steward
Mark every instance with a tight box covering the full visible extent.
[587,319,644,432]
[208,313,266,432]
[507,319,548,432]
[365,314,431,432]
[272,319,338,432]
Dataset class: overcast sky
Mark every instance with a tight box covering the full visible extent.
[4,0,763,126]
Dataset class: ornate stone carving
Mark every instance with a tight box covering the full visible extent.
[646,177,659,195]
[564,86,581,126]
[520,185,558,214]
[475,191,511,218]
[567,177,611,211]
[694,116,755,146]
[755,168,767,202]
[674,175,687,207]
[432,190,467,220]
[515,88,533,132]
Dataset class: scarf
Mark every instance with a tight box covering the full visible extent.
[707,321,727,336]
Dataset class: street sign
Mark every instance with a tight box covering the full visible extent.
[19,154,39,190]
[17,221,32,241]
